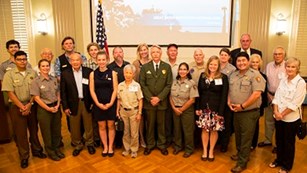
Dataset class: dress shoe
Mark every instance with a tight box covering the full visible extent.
[49,154,61,161]
[160,148,168,156]
[94,140,101,147]
[272,147,277,153]
[33,152,47,159]
[72,149,82,156]
[257,141,272,147]
[231,165,246,173]
[101,151,108,157]
[20,159,28,169]
[55,150,65,159]
[108,151,114,157]
[183,152,192,158]
[87,146,96,155]
[144,148,152,155]
[201,155,208,161]
[208,157,215,162]
[173,148,181,155]
[269,160,279,168]
[231,154,238,161]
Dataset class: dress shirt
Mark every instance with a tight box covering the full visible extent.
[265,60,286,93]
[73,67,83,99]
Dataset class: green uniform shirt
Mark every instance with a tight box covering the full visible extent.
[30,75,59,104]
[170,78,199,106]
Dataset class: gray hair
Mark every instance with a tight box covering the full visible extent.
[123,64,136,73]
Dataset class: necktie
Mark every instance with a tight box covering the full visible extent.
[155,64,159,74]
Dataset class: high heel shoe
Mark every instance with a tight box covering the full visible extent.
[102,151,108,157]
[201,155,208,161]
[108,151,114,157]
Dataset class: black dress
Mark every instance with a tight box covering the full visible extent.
[92,68,116,121]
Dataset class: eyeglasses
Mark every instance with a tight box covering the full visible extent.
[273,53,283,56]
[15,58,28,61]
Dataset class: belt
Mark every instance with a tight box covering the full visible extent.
[122,106,138,111]
[240,108,259,112]
[268,91,275,96]
[79,98,84,101]
[175,106,182,108]
[47,101,58,107]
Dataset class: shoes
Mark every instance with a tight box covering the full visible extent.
[173,148,182,155]
[272,147,277,153]
[102,151,108,157]
[201,155,208,161]
[122,150,130,156]
[278,168,289,173]
[231,154,238,161]
[144,148,152,155]
[33,152,47,159]
[94,140,101,147]
[108,151,114,157]
[258,141,272,147]
[20,159,28,169]
[131,151,137,158]
[49,154,61,161]
[220,146,228,153]
[269,160,279,168]
[71,142,76,147]
[72,149,82,156]
[55,150,65,159]
[160,148,168,156]
[208,157,215,162]
[87,146,96,155]
[231,165,246,173]
[183,152,192,158]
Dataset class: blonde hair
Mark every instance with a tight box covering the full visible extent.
[136,43,149,60]
[204,55,222,79]
[250,54,263,70]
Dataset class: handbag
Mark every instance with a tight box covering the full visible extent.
[115,116,124,131]
[297,119,307,140]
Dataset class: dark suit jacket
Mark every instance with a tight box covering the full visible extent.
[230,48,262,67]
[60,66,93,115]
[139,60,173,110]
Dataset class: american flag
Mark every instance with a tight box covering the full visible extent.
[96,0,109,55]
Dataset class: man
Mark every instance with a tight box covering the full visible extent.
[60,53,95,156]
[2,51,46,169]
[107,46,130,148]
[230,34,262,67]
[258,46,286,153]
[33,48,55,77]
[140,45,173,156]
[54,36,87,81]
[165,43,181,146]
[0,40,31,144]
[189,48,206,85]
[228,52,265,173]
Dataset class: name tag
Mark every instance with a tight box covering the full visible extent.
[62,64,67,68]
[214,78,223,85]
[6,67,12,71]
[82,78,89,85]
[13,79,20,83]
[40,85,46,89]
[129,85,138,92]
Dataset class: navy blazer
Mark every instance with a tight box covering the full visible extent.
[60,66,93,115]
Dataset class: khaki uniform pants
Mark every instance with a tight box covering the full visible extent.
[120,109,140,152]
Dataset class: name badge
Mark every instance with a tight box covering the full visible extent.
[13,79,20,83]
[6,67,12,71]
[62,64,67,68]
[214,78,223,85]
[40,85,46,89]
[82,78,89,85]
[129,85,138,92]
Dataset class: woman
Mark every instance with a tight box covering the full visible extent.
[132,43,150,148]
[170,62,199,158]
[219,48,236,77]
[249,54,268,150]
[269,57,306,173]
[117,64,143,158]
[218,48,236,153]
[89,51,118,157]
[196,56,228,161]
[30,59,64,161]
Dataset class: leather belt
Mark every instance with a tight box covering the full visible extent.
[122,106,138,111]
[47,101,57,107]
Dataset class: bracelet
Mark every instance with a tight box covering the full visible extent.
[240,104,244,110]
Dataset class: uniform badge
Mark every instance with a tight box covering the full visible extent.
[146,71,151,74]
[185,84,189,88]
[256,76,261,82]
[40,85,46,89]
[5,67,12,71]
[190,68,194,74]
[162,70,166,74]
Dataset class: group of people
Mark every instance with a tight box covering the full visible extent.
[0,34,306,173]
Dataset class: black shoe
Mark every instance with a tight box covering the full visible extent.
[160,148,168,156]
[49,154,61,161]
[55,150,65,159]
[108,151,114,157]
[173,148,181,155]
[72,149,82,156]
[102,151,108,157]
[272,147,277,153]
[144,148,152,155]
[258,141,272,147]
[94,140,101,147]
[20,159,28,168]
[231,165,246,173]
[208,157,215,162]
[33,152,47,159]
[88,146,96,155]
[183,152,192,158]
